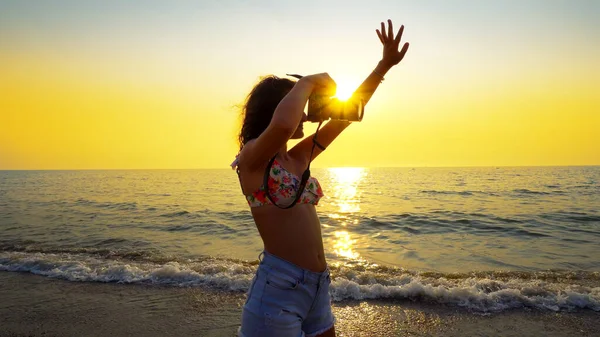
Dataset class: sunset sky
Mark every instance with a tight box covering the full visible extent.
[1,0,598,169]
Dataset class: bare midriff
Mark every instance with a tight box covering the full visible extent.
[251,204,327,273]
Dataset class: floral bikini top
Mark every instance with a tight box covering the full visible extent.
[231,155,324,207]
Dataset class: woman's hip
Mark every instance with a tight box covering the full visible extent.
[240,250,334,336]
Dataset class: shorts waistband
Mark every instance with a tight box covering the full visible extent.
[258,250,329,285]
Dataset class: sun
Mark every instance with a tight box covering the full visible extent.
[334,82,355,101]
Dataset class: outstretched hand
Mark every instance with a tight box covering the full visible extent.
[376,19,409,67]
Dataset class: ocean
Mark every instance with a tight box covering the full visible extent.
[1,166,599,314]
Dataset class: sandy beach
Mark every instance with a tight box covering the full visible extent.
[1,272,598,337]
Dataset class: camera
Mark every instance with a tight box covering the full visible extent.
[286,73,365,123]
[307,95,364,123]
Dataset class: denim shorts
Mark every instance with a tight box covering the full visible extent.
[238,250,335,337]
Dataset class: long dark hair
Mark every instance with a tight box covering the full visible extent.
[238,76,296,150]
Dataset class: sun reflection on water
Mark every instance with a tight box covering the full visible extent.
[333,230,359,259]
[328,167,367,214]
[327,167,367,261]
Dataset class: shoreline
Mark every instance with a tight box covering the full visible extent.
[2,271,599,337]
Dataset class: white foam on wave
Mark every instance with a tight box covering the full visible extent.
[1,251,598,312]
[0,251,255,292]
[329,269,600,312]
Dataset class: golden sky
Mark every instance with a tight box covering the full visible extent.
[1,1,598,169]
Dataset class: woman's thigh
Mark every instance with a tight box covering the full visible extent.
[240,266,312,337]
[302,271,335,337]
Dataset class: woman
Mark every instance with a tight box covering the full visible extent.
[233,20,409,337]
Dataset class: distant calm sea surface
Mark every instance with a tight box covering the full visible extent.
[1,166,599,312]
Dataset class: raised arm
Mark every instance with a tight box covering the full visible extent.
[241,73,336,171]
[355,20,410,105]
[291,20,410,163]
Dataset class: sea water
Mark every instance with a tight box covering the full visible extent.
[1,166,599,312]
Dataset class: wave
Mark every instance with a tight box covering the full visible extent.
[0,242,175,263]
[420,190,498,197]
[418,188,571,198]
[1,251,598,313]
[159,210,191,217]
[74,198,138,211]
[359,213,548,238]
[329,275,599,312]
[540,212,600,226]
[0,251,254,291]
[513,189,550,195]
[565,215,600,223]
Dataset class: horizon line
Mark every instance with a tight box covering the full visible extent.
[1,164,599,171]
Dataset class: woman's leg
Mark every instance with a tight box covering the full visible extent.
[302,269,335,337]
[240,262,307,337]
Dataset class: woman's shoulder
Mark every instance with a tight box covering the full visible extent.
[237,141,255,166]
[236,141,269,174]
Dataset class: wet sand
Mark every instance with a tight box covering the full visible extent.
[1,272,598,337]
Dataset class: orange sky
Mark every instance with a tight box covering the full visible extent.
[1,1,598,169]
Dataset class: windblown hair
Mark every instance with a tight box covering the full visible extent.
[238,76,296,150]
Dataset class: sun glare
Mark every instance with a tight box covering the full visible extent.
[334,82,355,101]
